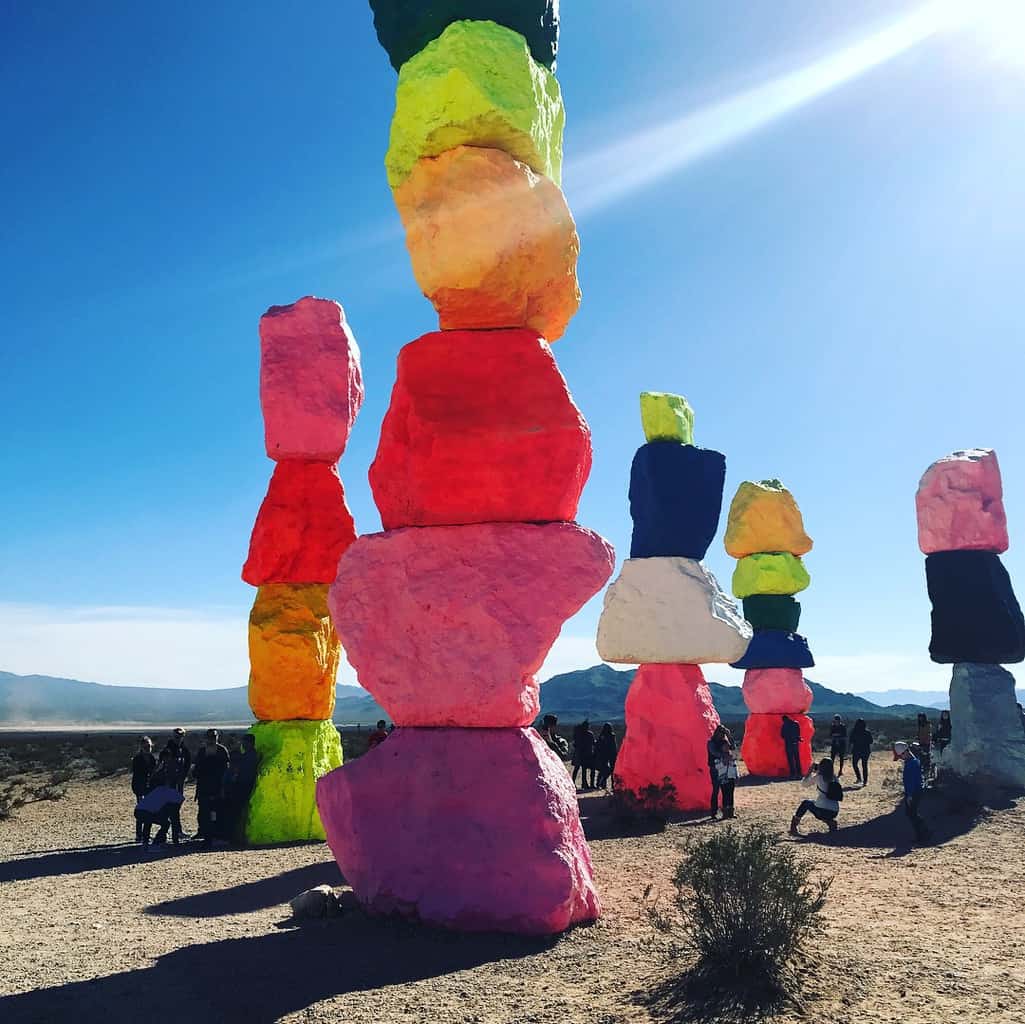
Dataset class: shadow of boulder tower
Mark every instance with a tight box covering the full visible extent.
[315,3,615,934]
[916,449,1025,789]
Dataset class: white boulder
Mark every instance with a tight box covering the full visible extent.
[945,662,1025,789]
[596,557,752,664]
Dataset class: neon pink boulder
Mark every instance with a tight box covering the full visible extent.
[741,712,813,777]
[742,668,813,714]
[260,296,364,461]
[242,461,356,584]
[370,329,592,529]
[329,522,614,726]
[316,727,600,934]
[614,664,721,811]
[915,448,1008,554]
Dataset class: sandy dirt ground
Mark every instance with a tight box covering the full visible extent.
[1,753,1023,1024]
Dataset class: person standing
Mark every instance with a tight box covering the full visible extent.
[707,725,729,819]
[715,740,739,819]
[895,741,929,843]
[594,723,618,791]
[571,720,596,790]
[780,715,802,778]
[224,733,260,842]
[163,728,192,794]
[1018,703,1025,736]
[849,719,873,786]
[829,716,848,776]
[367,720,389,750]
[916,713,933,781]
[130,736,156,841]
[789,758,842,836]
[934,709,952,756]
[193,728,230,845]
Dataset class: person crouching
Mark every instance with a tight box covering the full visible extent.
[135,756,185,849]
[789,758,842,836]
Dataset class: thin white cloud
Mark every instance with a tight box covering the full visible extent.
[567,0,970,217]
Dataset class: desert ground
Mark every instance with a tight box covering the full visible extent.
[1,748,1023,1024]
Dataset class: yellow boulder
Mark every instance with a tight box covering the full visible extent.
[394,146,580,340]
[639,391,694,444]
[724,480,813,558]
[385,20,564,189]
[248,584,340,721]
[732,552,811,598]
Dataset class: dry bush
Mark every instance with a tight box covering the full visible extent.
[611,776,678,820]
[648,826,829,1018]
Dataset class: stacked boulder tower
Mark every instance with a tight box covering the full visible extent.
[724,480,815,777]
[596,392,751,811]
[241,297,363,844]
[316,2,616,934]
[916,449,1025,788]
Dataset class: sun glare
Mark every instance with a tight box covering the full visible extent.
[949,0,1025,67]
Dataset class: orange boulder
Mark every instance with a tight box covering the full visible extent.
[393,146,580,340]
[248,584,340,721]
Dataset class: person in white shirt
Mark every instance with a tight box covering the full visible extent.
[789,758,841,836]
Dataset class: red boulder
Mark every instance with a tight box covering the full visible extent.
[243,461,357,584]
[370,329,592,528]
[741,712,813,778]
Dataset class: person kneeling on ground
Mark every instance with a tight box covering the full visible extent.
[135,761,185,848]
[790,758,842,836]
[894,741,930,844]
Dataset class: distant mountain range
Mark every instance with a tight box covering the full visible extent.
[1,666,954,728]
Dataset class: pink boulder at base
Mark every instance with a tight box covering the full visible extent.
[329,522,615,727]
[316,727,600,934]
[614,663,721,812]
[741,712,813,777]
[260,296,365,462]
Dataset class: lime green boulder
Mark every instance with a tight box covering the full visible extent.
[245,719,343,844]
[385,20,564,189]
[732,552,810,598]
[639,391,694,444]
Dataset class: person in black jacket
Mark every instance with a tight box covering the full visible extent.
[829,715,848,776]
[130,736,156,841]
[163,728,192,794]
[849,719,873,786]
[780,716,802,778]
[223,733,260,842]
[193,728,230,844]
[571,721,597,790]
[594,723,618,791]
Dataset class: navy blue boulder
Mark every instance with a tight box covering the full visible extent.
[730,630,815,670]
[629,443,726,560]
[926,551,1025,664]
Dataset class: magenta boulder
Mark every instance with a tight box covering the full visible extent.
[316,727,600,934]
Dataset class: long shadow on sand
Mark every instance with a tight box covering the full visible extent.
[0,913,557,1024]
[146,860,343,917]
[0,841,213,883]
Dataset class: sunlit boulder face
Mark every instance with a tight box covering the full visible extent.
[370,329,590,529]
[639,391,694,444]
[242,461,356,584]
[925,551,1025,664]
[394,146,579,340]
[731,552,810,598]
[245,719,343,845]
[730,629,814,670]
[741,668,813,714]
[724,479,813,559]
[385,20,564,189]
[259,297,364,462]
[740,713,813,778]
[597,557,751,665]
[247,584,339,722]
[316,726,599,934]
[329,522,614,726]
[369,0,561,71]
[613,663,720,812]
[944,662,1025,788]
[916,448,1008,555]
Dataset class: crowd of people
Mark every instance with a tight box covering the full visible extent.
[536,709,966,846]
[130,727,259,849]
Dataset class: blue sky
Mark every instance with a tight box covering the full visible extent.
[2,1,1023,693]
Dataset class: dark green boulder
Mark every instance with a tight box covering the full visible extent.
[369,1,560,70]
[743,595,801,632]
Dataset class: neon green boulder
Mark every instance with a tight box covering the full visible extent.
[639,391,694,444]
[245,719,343,844]
[385,20,564,189]
[732,552,810,598]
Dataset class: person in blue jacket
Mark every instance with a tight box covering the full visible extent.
[894,741,929,843]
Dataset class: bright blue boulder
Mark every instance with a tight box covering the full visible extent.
[730,630,815,670]
[629,443,725,560]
